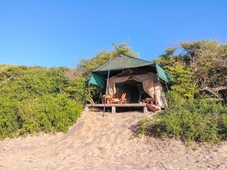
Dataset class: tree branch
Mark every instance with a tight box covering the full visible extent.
[213,86,227,92]
[200,87,224,101]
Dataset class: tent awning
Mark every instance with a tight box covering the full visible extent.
[155,64,171,84]
[88,73,105,87]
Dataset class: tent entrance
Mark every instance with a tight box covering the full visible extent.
[115,79,150,103]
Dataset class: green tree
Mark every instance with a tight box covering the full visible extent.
[181,41,227,103]
[157,40,227,103]
[76,41,139,80]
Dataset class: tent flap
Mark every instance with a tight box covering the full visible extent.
[88,73,105,87]
[156,64,170,83]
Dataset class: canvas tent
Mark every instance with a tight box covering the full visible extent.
[89,55,170,108]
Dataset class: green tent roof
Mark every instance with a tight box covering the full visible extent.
[89,55,170,87]
[94,54,152,72]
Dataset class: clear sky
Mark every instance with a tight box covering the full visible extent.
[0,0,227,68]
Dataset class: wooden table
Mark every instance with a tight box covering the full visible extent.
[106,98,128,104]
[142,99,155,105]
[102,97,112,104]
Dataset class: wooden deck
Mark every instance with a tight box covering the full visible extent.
[86,103,148,113]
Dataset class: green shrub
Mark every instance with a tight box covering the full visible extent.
[18,94,83,136]
[219,113,227,140]
[0,65,84,139]
[137,98,227,144]
[0,98,20,139]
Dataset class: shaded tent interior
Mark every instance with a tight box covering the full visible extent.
[115,79,151,103]
[88,55,170,108]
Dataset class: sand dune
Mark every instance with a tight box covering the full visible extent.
[0,110,227,170]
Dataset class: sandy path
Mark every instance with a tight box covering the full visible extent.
[0,110,227,170]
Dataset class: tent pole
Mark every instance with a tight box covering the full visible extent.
[102,42,114,117]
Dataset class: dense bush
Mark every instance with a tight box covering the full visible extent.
[0,98,20,138]
[0,65,83,139]
[18,94,83,135]
[137,93,227,143]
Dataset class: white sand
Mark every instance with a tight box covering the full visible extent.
[0,110,227,170]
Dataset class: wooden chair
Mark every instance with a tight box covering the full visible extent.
[105,95,113,104]
[110,93,126,104]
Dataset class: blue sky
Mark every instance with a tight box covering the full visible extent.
[0,0,227,68]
